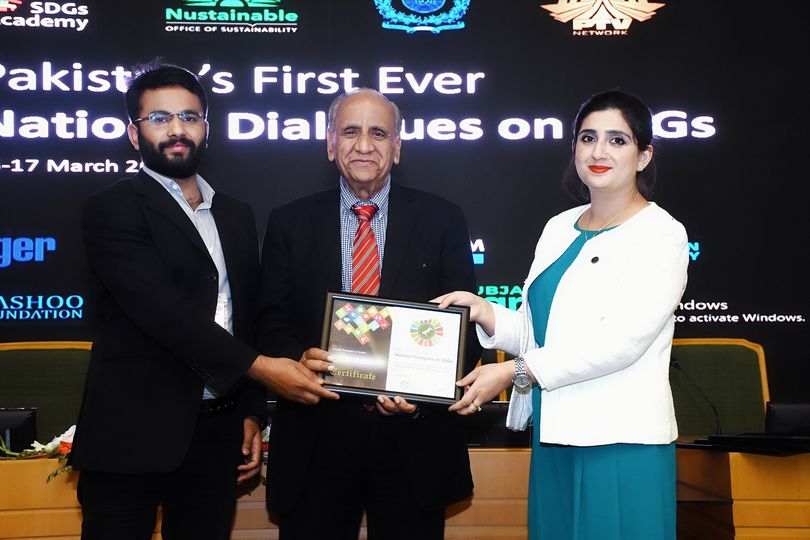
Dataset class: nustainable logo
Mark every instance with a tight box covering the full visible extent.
[165,0,299,34]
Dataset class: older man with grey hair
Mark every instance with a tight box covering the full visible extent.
[255,88,480,539]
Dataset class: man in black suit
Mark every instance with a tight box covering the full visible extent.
[71,63,337,540]
[256,88,479,540]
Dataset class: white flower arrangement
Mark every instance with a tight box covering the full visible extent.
[0,425,76,481]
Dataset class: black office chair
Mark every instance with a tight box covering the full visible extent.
[670,338,769,437]
[0,341,91,442]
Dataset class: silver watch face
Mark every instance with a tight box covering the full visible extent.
[513,373,531,389]
[513,357,531,389]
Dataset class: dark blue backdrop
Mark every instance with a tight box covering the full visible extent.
[1,0,807,401]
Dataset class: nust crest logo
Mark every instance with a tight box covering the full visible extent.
[375,0,470,34]
[541,0,664,36]
[165,0,299,34]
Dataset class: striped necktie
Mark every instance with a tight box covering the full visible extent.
[351,204,380,295]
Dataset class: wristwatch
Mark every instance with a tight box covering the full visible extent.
[512,356,532,390]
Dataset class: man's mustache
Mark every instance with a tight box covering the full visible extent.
[159,137,195,152]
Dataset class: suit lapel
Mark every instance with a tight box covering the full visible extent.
[211,195,242,298]
[379,182,416,297]
[212,195,257,340]
[132,171,209,257]
[525,210,583,287]
[314,188,343,292]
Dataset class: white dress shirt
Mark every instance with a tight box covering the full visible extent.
[142,165,232,399]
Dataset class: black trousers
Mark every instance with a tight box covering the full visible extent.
[278,405,445,540]
[77,403,243,540]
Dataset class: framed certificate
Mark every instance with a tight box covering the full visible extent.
[320,292,469,405]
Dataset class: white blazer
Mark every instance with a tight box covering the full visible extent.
[478,202,688,446]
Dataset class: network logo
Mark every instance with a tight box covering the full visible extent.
[374,0,470,34]
[470,238,485,265]
[0,0,23,13]
[541,0,664,36]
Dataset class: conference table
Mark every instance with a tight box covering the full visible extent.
[2,446,809,539]
[676,444,810,540]
[0,448,530,540]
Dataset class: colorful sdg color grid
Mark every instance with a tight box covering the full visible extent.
[333,303,391,345]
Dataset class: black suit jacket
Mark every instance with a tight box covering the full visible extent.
[256,182,479,513]
[71,171,265,473]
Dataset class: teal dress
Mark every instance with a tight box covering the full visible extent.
[525,224,675,540]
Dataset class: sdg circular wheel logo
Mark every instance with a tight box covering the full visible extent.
[410,319,444,347]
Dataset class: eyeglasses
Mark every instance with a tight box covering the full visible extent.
[132,111,207,126]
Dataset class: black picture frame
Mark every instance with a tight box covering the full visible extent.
[320,291,469,405]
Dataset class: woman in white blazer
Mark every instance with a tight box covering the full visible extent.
[436,90,688,540]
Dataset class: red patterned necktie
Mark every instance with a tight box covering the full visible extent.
[351,204,380,296]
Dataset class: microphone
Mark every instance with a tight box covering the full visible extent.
[670,357,722,435]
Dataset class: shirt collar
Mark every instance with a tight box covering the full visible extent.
[142,165,215,209]
[339,176,390,216]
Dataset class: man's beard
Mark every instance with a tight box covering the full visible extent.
[138,132,206,179]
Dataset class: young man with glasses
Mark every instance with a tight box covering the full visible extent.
[71,62,337,540]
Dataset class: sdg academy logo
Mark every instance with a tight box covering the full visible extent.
[541,0,664,36]
[374,0,470,34]
[0,0,89,31]
[0,0,23,12]
[165,0,299,34]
